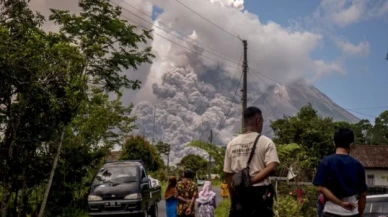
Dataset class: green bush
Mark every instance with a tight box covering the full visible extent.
[275,183,318,217]
[149,170,168,181]
[60,207,88,217]
[274,195,303,217]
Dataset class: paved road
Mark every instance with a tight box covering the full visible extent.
[158,186,223,217]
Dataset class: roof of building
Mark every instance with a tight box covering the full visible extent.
[350,145,388,169]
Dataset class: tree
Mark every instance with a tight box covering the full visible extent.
[371,111,388,145]
[37,0,154,215]
[187,140,226,175]
[333,120,373,145]
[275,143,312,181]
[49,0,154,93]
[353,119,373,144]
[334,121,353,130]
[178,154,208,176]
[0,1,86,215]
[43,87,136,216]
[0,0,154,215]
[120,135,163,172]
[271,104,335,168]
[155,141,171,174]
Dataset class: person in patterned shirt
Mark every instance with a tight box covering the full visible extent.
[175,169,198,217]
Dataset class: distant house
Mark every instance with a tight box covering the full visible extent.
[351,145,388,194]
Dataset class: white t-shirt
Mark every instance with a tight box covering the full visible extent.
[223,132,280,186]
[324,196,359,216]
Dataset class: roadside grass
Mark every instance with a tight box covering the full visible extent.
[161,181,167,199]
[62,208,89,217]
[214,198,230,217]
[211,179,222,187]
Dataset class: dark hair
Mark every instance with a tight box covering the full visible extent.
[334,128,354,148]
[243,106,262,124]
[184,169,194,179]
[167,176,177,188]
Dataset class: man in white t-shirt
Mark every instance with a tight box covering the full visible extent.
[224,106,280,217]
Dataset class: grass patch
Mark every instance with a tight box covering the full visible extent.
[211,179,222,187]
[214,198,230,217]
[60,207,89,217]
[161,181,167,199]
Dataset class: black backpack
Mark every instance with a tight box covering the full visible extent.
[231,134,261,195]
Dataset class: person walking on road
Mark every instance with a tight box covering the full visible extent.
[223,106,280,217]
[220,180,229,200]
[165,176,178,217]
[175,169,198,217]
[196,181,217,217]
[313,128,367,217]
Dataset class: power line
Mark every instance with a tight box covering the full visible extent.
[174,0,240,40]
[119,0,240,61]
[247,69,275,119]
[114,3,377,121]
[112,5,246,140]
[137,22,376,120]
[213,71,243,138]
[133,67,178,141]
[116,11,242,71]
[113,1,241,66]
[345,106,388,111]
[164,2,380,119]
[172,0,262,61]
[248,69,376,119]
[211,53,244,139]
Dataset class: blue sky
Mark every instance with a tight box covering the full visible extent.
[244,0,388,121]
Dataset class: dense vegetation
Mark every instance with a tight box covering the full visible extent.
[1,0,388,217]
[0,0,153,216]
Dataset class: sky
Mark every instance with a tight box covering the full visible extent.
[27,0,388,157]
[243,0,388,121]
[28,0,388,123]
[138,0,388,122]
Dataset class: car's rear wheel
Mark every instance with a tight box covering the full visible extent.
[150,203,158,217]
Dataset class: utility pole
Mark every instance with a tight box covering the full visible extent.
[242,40,248,131]
[208,129,212,180]
[152,105,156,144]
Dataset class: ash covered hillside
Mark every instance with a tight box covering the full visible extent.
[254,79,360,137]
[130,68,359,164]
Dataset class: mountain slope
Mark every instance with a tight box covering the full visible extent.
[253,79,359,136]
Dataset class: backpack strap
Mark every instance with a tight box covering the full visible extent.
[246,134,261,168]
